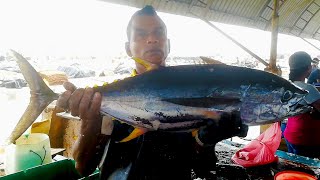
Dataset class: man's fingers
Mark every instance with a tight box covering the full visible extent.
[79,88,94,119]
[56,82,77,110]
[63,81,77,92]
[56,90,72,109]
[90,92,102,116]
[69,88,85,117]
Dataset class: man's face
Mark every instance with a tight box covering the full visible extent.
[127,15,169,72]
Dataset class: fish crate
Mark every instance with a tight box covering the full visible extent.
[0,159,99,180]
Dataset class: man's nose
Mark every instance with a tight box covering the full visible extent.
[146,34,159,44]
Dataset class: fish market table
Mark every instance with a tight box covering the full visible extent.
[210,141,320,180]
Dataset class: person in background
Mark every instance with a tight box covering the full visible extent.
[57,5,248,180]
[311,57,319,71]
[284,51,320,158]
[307,58,320,84]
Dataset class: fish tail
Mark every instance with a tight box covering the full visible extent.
[7,50,59,144]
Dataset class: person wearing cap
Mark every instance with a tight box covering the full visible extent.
[284,51,320,158]
[307,57,320,84]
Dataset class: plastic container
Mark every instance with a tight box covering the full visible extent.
[5,133,52,174]
[274,170,317,180]
[0,159,99,180]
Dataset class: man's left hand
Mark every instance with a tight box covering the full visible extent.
[196,111,248,146]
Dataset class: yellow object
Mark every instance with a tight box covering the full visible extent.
[191,129,199,137]
[5,133,52,174]
[131,69,138,77]
[38,70,68,86]
[119,128,147,142]
[31,119,51,135]
[132,57,155,71]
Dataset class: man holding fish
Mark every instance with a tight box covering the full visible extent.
[57,5,248,179]
[10,4,320,180]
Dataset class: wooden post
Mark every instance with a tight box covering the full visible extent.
[266,0,281,76]
[261,0,281,134]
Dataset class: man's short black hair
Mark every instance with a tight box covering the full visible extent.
[126,5,165,40]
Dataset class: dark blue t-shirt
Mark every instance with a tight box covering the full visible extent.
[307,69,320,84]
[99,121,217,180]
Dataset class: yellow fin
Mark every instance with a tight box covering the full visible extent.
[131,69,138,77]
[132,57,155,71]
[119,128,147,143]
[202,110,221,120]
[191,129,199,137]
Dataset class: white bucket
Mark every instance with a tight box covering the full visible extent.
[5,133,52,174]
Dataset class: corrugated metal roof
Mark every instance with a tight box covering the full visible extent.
[101,0,320,41]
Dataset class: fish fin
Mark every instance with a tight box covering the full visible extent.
[118,128,147,143]
[201,110,221,120]
[132,57,158,71]
[191,129,199,137]
[7,50,59,144]
[162,97,240,108]
[131,69,138,77]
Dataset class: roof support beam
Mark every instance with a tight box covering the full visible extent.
[300,37,320,51]
[187,2,268,67]
[268,0,281,75]
[200,18,269,67]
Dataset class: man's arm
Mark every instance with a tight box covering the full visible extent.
[57,82,109,176]
[72,117,110,176]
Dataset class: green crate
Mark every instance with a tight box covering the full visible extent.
[0,159,100,180]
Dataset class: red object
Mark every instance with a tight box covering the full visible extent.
[231,122,281,167]
[274,170,317,180]
[284,113,320,146]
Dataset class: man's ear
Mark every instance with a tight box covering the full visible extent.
[167,39,171,54]
[125,42,132,57]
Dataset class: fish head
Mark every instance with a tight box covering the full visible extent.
[281,89,311,116]
[240,85,311,125]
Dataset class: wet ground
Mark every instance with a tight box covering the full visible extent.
[197,142,320,180]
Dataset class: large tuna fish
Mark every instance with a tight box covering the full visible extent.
[7,50,311,143]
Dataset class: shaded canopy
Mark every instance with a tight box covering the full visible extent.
[102,0,320,41]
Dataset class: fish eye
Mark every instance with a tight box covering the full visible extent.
[281,90,293,102]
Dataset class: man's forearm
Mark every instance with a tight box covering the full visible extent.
[73,128,110,176]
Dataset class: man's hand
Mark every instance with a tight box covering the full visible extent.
[57,82,102,133]
[196,111,248,146]
[56,82,105,176]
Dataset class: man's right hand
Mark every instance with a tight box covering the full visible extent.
[57,81,103,132]
[56,82,105,176]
